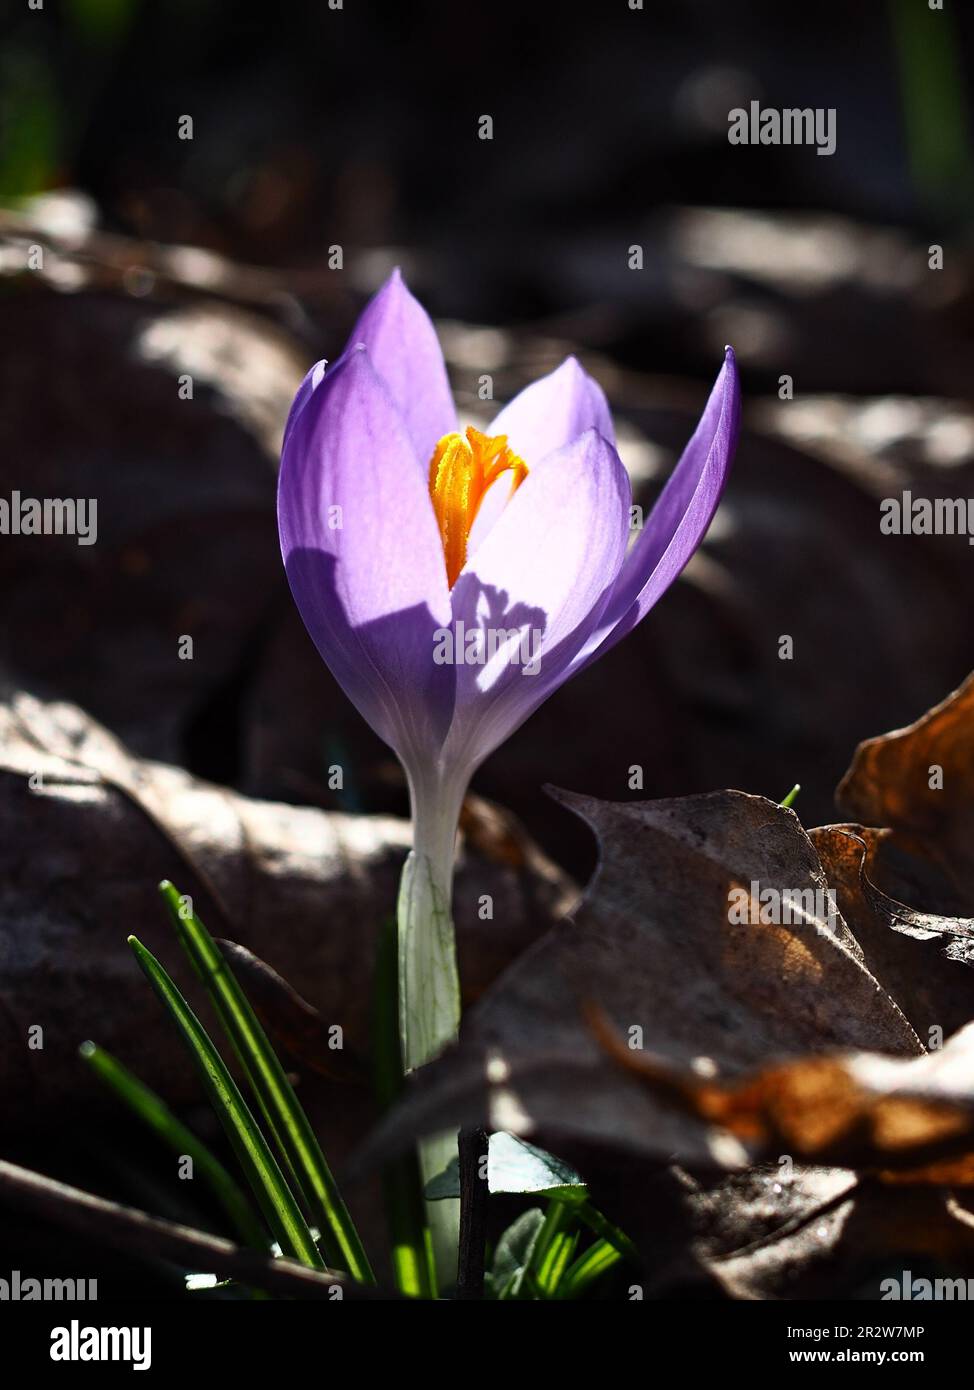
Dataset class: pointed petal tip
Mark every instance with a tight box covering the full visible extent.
[567,337,741,675]
[346,265,455,463]
[280,356,331,452]
[489,354,615,462]
[378,262,413,299]
[321,341,371,383]
[574,422,624,463]
[555,354,589,385]
[373,264,403,291]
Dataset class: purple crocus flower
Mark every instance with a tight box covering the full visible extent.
[278,269,740,1077]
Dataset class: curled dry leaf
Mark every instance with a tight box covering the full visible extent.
[360,789,920,1172]
[837,671,974,901]
[589,1010,974,1182]
[811,824,974,1040]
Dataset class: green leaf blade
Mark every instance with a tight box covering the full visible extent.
[79,1040,266,1251]
[557,1238,623,1298]
[373,916,436,1298]
[158,881,374,1285]
[127,934,323,1270]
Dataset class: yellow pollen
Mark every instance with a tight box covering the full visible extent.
[428,426,527,587]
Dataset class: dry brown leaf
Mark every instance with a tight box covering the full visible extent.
[589,1008,974,1181]
[361,789,919,1171]
[837,672,974,901]
[811,823,974,1040]
[684,1171,974,1299]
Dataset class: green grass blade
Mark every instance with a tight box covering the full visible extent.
[79,1041,267,1251]
[557,1238,622,1298]
[577,1200,638,1263]
[158,881,374,1285]
[127,934,323,1269]
[524,1200,576,1298]
[537,1227,579,1295]
[373,916,436,1298]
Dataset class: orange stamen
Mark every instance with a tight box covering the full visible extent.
[428,426,527,587]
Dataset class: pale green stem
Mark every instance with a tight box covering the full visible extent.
[398,771,465,1072]
[397,767,467,1291]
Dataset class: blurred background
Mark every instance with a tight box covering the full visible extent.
[2,0,974,856]
[2,0,974,1295]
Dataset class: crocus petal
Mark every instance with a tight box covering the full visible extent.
[347,268,456,466]
[488,356,615,464]
[278,345,454,767]
[576,347,740,670]
[281,358,327,451]
[443,429,631,772]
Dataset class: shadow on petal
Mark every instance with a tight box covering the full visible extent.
[285,548,456,771]
[443,570,624,774]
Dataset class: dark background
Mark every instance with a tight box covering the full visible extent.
[2,0,973,864]
[1,0,974,1298]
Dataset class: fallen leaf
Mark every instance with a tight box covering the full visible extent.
[360,790,919,1171]
[589,1010,974,1181]
[837,672,974,901]
[811,824,974,1040]
[667,1168,974,1300]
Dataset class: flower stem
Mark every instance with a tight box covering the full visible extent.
[397,770,466,1291]
[397,775,464,1073]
